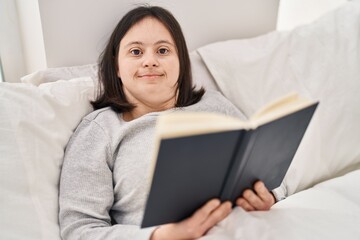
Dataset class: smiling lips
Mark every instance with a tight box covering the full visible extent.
[138,73,164,79]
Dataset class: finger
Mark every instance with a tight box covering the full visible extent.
[236,197,255,211]
[176,199,221,239]
[242,189,266,210]
[254,181,275,207]
[190,199,221,224]
[180,200,229,239]
[200,201,232,232]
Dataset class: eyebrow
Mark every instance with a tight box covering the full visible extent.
[124,40,175,48]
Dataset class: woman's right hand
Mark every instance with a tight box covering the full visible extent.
[150,199,232,240]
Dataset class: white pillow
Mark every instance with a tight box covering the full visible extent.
[21,64,98,86]
[197,2,360,194]
[0,78,95,240]
[190,51,219,91]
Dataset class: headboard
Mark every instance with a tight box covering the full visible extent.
[37,0,280,68]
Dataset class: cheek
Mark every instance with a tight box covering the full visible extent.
[117,60,135,80]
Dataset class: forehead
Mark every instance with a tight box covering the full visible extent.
[121,17,175,45]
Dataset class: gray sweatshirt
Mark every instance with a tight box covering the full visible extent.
[59,90,250,240]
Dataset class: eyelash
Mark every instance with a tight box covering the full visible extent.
[158,48,169,55]
[129,47,170,56]
[130,49,142,56]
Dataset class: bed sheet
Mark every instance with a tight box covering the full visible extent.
[202,170,360,240]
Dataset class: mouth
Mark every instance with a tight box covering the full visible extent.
[138,73,164,79]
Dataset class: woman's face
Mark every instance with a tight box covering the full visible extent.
[117,17,180,116]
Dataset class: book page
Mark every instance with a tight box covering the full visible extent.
[249,92,314,127]
[156,112,249,139]
[155,92,315,139]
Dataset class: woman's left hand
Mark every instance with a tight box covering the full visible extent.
[236,181,275,211]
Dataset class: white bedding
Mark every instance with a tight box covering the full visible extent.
[203,170,360,240]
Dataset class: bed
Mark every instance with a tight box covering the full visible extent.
[1,1,360,239]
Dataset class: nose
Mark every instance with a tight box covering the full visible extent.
[142,52,159,67]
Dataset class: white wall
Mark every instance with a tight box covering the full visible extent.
[0,0,26,82]
[16,0,47,75]
[0,0,46,82]
[277,0,347,31]
[37,0,279,68]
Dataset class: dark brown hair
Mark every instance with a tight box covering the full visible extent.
[91,5,205,113]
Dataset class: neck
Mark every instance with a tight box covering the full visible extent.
[122,101,176,121]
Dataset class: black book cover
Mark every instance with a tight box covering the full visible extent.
[141,103,318,228]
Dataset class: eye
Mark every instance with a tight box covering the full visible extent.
[130,49,142,56]
[158,48,169,55]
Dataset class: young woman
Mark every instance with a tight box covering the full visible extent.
[59,6,275,240]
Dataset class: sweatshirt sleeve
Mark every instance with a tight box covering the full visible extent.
[59,118,156,240]
[271,181,288,202]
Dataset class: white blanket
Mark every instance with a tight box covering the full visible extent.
[203,170,360,240]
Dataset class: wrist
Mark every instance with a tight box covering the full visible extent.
[150,224,177,240]
[150,227,160,240]
[150,226,165,240]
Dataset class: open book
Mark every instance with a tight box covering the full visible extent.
[141,92,318,228]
